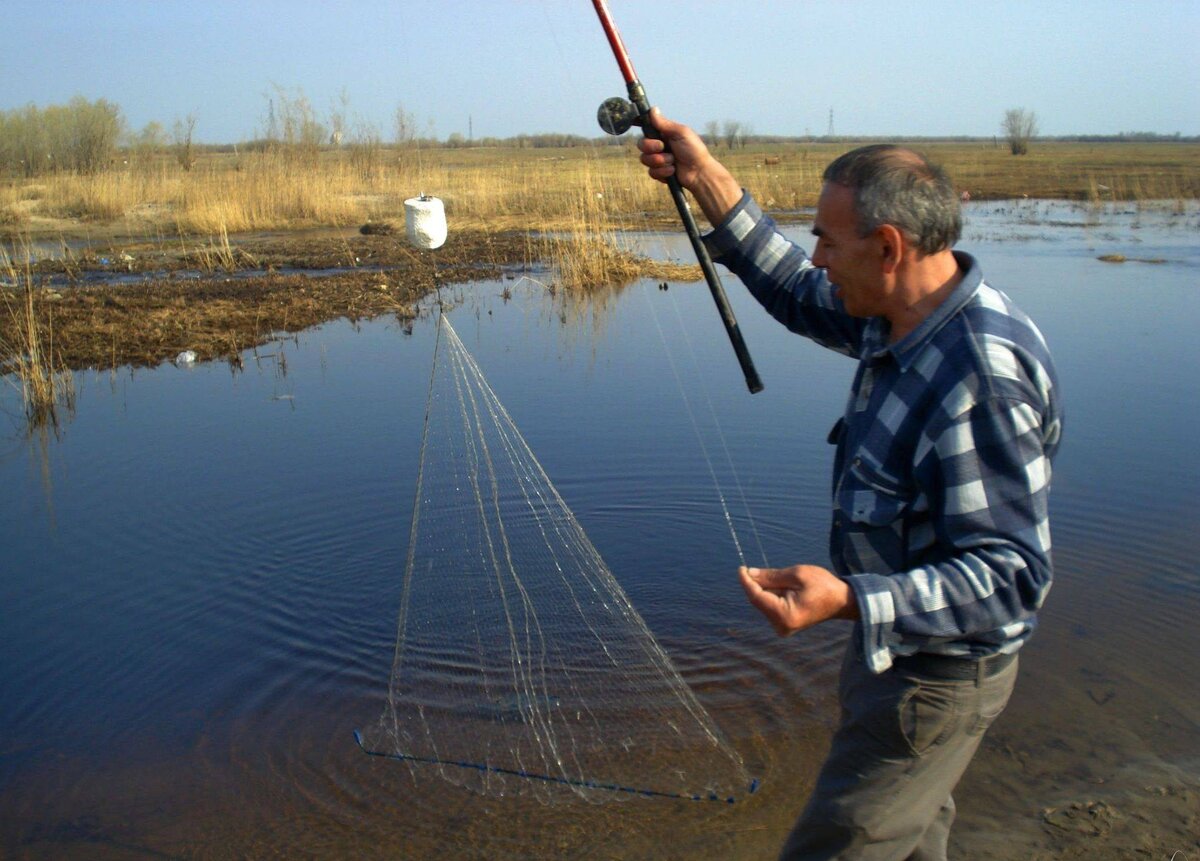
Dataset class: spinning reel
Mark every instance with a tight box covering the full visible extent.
[596,96,644,137]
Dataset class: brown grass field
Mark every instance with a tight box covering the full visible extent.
[2,139,1197,238]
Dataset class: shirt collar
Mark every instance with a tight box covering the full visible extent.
[859,251,983,370]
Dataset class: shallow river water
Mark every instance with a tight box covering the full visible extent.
[1,201,1198,858]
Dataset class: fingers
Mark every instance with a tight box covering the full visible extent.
[742,565,803,590]
[738,567,793,637]
[739,564,859,635]
[639,150,675,182]
[644,107,685,139]
[637,134,666,155]
[638,135,670,166]
[645,164,675,182]
[739,565,853,635]
[639,109,687,182]
[637,108,674,157]
[737,565,761,599]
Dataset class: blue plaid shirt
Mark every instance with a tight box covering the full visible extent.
[707,193,1063,673]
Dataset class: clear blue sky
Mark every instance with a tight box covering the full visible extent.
[3,0,1197,143]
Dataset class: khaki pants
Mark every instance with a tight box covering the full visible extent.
[779,642,1018,861]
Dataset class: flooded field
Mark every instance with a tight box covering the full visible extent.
[1,201,1197,859]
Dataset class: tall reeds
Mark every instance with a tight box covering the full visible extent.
[0,245,76,433]
[1,140,1195,239]
[187,222,257,273]
[539,157,637,291]
[535,155,702,292]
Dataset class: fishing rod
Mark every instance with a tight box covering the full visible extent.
[590,0,763,395]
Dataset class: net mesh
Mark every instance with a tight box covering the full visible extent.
[357,314,752,803]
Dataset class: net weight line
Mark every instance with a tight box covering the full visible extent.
[355,731,758,803]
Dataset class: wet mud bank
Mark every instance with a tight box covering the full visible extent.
[2,229,537,370]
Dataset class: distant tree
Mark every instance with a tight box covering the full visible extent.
[172,114,197,171]
[348,119,382,180]
[131,121,165,168]
[0,97,124,175]
[394,104,415,146]
[328,88,349,148]
[1002,108,1038,155]
[263,84,324,165]
[722,120,742,150]
[1,105,49,177]
[62,97,124,173]
[703,120,720,149]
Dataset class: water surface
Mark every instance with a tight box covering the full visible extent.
[1,201,1197,858]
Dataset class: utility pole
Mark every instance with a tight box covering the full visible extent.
[826,108,834,138]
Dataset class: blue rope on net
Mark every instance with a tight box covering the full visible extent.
[354,731,758,804]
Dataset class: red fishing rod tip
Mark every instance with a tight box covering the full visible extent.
[591,0,638,84]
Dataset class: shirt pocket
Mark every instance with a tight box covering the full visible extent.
[836,451,914,572]
[841,452,911,528]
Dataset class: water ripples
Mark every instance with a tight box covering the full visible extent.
[5,217,1200,857]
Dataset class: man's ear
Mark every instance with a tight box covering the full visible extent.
[876,224,905,274]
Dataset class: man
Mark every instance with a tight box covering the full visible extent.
[639,111,1062,861]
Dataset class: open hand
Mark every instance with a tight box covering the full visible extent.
[738,564,860,636]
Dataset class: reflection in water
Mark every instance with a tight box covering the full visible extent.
[0,202,1197,858]
[548,275,629,356]
[0,265,78,439]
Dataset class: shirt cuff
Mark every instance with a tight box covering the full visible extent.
[702,190,759,261]
[845,573,902,674]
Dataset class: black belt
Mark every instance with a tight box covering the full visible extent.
[893,650,1016,681]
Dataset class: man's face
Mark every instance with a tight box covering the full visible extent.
[811,183,887,318]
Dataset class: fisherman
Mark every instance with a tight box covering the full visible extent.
[638,111,1062,860]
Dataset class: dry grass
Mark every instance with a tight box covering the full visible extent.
[536,153,700,291]
[712,140,1200,210]
[3,144,701,291]
[0,245,76,433]
[4,140,1194,243]
[909,140,1200,202]
[188,223,259,273]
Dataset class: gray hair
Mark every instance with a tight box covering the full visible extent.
[822,145,961,255]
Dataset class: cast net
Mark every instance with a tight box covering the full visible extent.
[357,313,752,803]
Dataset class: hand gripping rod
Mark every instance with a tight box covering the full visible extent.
[591,0,763,394]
